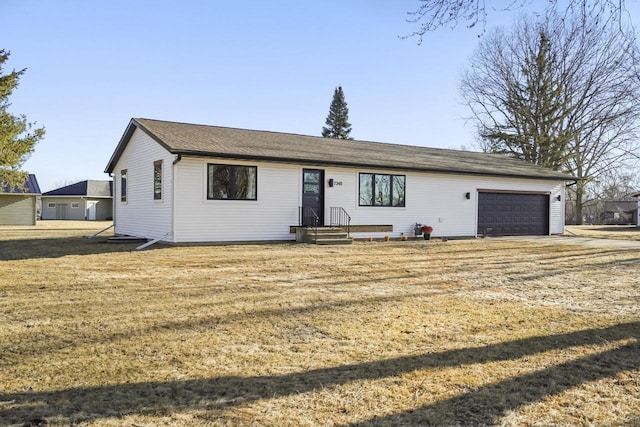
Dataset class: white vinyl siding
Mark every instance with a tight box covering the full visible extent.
[325,167,565,238]
[170,161,566,243]
[173,158,299,242]
[112,128,174,240]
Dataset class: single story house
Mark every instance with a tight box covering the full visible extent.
[104,118,576,244]
[0,174,41,225]
[603,200,637,225]
[41,180,113,220]
[632,192,640,227]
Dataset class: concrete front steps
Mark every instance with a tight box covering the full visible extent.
[296,227,352,245]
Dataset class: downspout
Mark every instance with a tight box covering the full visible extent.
[564,179,578,227]
[108,172,115,230]
[171,154,182,243]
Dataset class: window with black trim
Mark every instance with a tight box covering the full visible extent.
[121,169,127,202]
[359,173,405,207]
[153,160,162,200]
[207,164,257,200]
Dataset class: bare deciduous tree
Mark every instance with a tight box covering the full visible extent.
[566,168,639,224]
[459,12,640,224]
[406,0,632,40]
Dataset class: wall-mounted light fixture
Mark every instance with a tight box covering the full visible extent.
[556,195,562,201]
[328,178,334,187]
[465,192,471,199]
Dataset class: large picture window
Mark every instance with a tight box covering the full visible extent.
[359,173,405,207]
[207,164,257,200]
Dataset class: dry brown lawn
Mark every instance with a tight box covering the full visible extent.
[0,221,638,426]
[566,224,640,241]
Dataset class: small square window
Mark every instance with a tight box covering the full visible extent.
[47,203,55,208]
[71,202,80,208]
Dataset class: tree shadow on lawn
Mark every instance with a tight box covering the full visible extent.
[4,290,438,366]
[0,236,167,261]
[2,321,638,425]
[349,340,639,426]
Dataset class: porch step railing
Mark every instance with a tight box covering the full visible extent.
[329,206,351,238]
[299,206,319,242]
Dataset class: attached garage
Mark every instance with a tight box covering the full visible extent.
[478,192,550,236]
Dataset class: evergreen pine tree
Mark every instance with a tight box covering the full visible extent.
[0,49,44,191]
[322,86,353,140]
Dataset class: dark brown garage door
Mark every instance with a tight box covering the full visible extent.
[478,192,549,236]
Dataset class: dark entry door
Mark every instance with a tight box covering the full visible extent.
[477,192,549,236]
[302,169,324,226]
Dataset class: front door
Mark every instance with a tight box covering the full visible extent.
[302,169,324,226]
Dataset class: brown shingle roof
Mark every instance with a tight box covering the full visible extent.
[105,118,576,181]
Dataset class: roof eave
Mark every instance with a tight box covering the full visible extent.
[104,118,175,174]
[172,149,575,181]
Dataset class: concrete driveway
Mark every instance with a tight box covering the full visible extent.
[492,235,640,249]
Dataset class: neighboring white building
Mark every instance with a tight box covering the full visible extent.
[104,118,576,244]
[41,180,113,220]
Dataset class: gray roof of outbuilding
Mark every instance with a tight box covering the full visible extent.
[105,118,576,181]
[43,180,112,197]
[1,174,41,194]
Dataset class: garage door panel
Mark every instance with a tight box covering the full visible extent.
[0,195,35,225]
[478,192,549,236]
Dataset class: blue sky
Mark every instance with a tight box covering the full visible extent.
[3,0,625,191]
